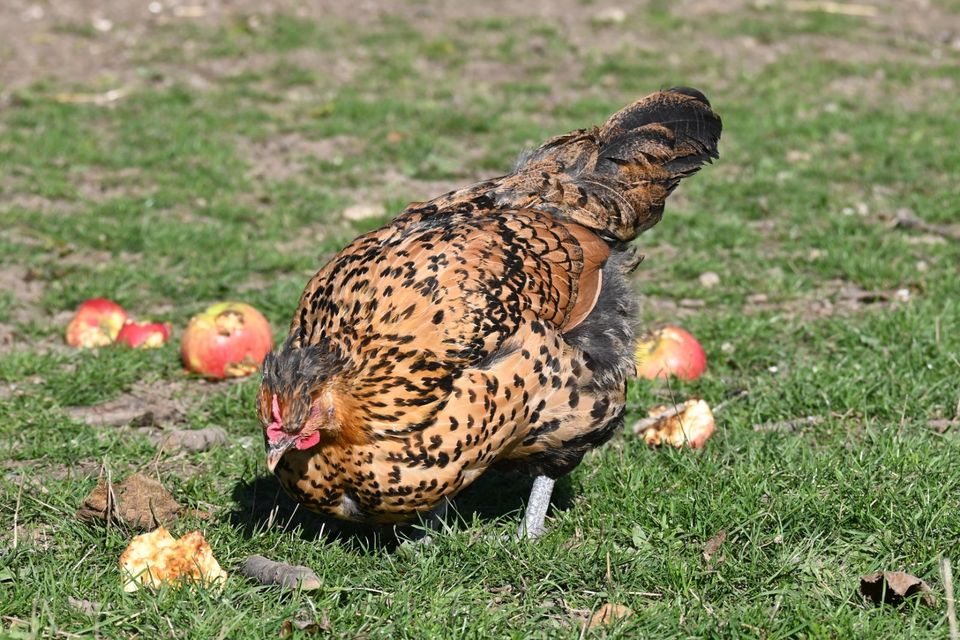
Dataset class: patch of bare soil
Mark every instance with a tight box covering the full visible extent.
[2,458,103,485]
[63,377,212,430]
[3,0,957,96]
[0,192,84,215]
[743,279,916,319]
[0,264,47,349]
[238,133,359,182]
[63,377,242,459]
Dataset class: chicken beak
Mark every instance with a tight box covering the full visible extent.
[265,438,296,473]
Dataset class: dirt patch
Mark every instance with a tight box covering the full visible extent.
[73,166,150,203]
[0,193,85,216]
[0,264,45,311]
[64,378,206,429]
[239,133,359,182]
[2,0,957,96]
[0,265,46,348]
[743,279,916,319]
[827,71,957,112]
[2,458,104,485]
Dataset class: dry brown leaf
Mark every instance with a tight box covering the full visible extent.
[636,399,715,449]
[702,530,727,564]
[77,473,181,529]
[859,571,936,607]
[120,526,227,592]
[279,616,330,637]
[67,596,102,617]
[588,603,633,629]
[753,415,824,433]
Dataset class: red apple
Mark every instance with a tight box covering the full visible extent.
[181,302,273,378]
[116,321,171,349]
[65,298,128,348]
[634,325,707,381]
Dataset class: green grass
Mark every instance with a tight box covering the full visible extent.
[2,2,960,638]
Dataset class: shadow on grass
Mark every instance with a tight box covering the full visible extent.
[227,470,575,553]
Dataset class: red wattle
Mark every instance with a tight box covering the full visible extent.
[296,431,321,450]
[266,421,285,444]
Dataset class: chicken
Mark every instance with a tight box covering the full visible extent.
[256,88,722,539]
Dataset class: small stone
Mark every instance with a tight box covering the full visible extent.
[92,16,113,32]
[698,271,720,288]
[342,203,386,221]
[593,7,627,25]
[23,5,44,20]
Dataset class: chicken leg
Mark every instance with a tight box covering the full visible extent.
[406,497,450,545]
[516,475,556,540]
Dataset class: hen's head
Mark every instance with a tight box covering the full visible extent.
[257,338,345,472]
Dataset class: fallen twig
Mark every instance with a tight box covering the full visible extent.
[53,88,126,106]
[944,557,958,640]
[891,209,960,242]
[784,1,878,17]
[753,416,824,433]
[12,475,24,549]
[240,555,322,591]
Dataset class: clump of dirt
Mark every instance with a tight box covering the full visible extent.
[77,472,182,530]
[156,426,229,454]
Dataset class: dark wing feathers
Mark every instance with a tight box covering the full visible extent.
[451,88,722,241]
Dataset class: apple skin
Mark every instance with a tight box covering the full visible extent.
[181,302,273,379]
[116,321,171,349]
[634,326,707,381]
[65,298,128,348]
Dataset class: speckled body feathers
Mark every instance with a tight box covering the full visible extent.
[259,89,721,523]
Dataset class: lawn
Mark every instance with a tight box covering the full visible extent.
[1,0,959,637]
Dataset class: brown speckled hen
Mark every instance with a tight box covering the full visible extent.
[256,88,722,539]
